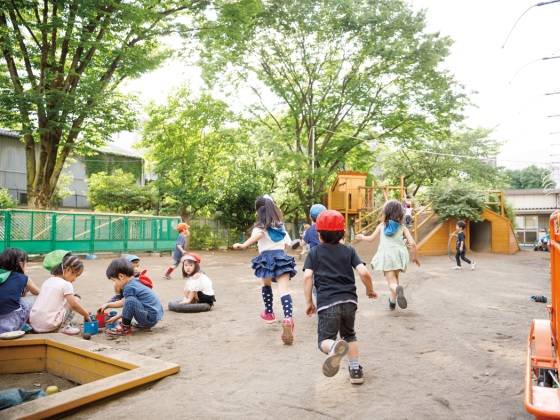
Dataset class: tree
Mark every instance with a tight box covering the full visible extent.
[505,165,556,190]
[378,127,506,195]
[0,0,214,209]
[141,86,268,222]
[0,188,17,208]
[50,172,74,209]
[199,0,469,212]
[86,169,157,213]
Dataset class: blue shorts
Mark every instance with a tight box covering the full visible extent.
[317,302,358,349]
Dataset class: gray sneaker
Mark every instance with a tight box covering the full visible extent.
[322,339,348,377]
[349,366,364,384]
[396,285,407,309]
[470,262,476,270]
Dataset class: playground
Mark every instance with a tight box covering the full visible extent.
[1,247,549,418]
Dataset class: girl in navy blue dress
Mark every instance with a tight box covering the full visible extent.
[233,195,297,345]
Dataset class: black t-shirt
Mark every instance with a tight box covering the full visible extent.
[303,243,365,309]
[456,231,466,249]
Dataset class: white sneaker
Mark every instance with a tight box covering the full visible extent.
[59,325,80,335]
[452,266,462,270]
[470,262,476,270]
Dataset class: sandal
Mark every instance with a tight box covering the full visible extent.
[531,295,548,303]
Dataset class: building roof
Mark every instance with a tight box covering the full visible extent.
[0,128,21,138]
[505,189,560,195]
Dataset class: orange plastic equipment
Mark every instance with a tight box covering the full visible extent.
[525,210,560,419]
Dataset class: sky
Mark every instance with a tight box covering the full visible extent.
[117,0,560,171]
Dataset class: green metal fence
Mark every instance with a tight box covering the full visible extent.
[0,209,181,255]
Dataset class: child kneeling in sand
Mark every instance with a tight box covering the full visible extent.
[180,253,216,306]
[30,250,91,335]
[98,258,163,335]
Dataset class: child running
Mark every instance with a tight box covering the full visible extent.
[99,258,163,335]
[163,222,190,279]
[30,250,91,335]
[356,199,420,310]
[303,210,377,384]
[179,253,216,306]
[0,248,40,334]
[233,194,297,345]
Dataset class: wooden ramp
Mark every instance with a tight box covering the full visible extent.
[417,209,519,256]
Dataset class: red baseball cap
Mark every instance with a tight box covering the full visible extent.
[181,252,201,264]
[316,210,345,231]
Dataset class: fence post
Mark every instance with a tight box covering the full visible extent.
[51,213,57,251]
[153,218,158,252]
[124,216,129,253]
[89,215,95,254]
[5,210,11,249]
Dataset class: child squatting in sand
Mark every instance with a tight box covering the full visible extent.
[98,258,164,335]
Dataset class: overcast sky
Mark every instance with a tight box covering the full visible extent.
[120,1,560,170]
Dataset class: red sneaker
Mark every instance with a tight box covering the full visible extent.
[259,310,276,324]
[281,317,294,345]
[106,322,132,335]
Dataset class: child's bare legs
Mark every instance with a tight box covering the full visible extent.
[180,291,199,305]
[385,270,407,309]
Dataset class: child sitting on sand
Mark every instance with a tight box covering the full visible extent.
[180,253,216,306]
[98,258,163,335]
[30,250,91,335]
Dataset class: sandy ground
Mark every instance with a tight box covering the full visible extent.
[2,246,553,419]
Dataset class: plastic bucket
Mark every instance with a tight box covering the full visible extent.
[96,312,107,327]
[105,311,119,329]
[83,320,99,335]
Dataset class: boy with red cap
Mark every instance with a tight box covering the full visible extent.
[163,222,190,279]
[303,210,377,384]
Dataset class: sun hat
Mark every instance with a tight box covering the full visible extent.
[137,270,153,289]
[181,252,201,264]
[177,222,190,232]
[310,204,327,220]
[43,250,71,271]
[125,255,140,263]
[316,210,345,231]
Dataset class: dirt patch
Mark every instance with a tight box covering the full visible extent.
[5,247,550,419]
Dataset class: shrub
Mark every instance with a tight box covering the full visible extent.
[0,188,17,208]
[427,180,487,222]
[189,224,224,250]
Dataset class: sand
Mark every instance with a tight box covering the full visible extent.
[7,247,551,419]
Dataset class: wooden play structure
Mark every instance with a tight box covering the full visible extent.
[327,171,406,235]
[524,210,560,419]
[327,173,519,255]
[417,208,519,255]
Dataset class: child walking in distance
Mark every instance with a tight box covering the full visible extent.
[303,210,377,384]
[355,200,420,311]
[301,204,327,250]
[179,253,216,306]
[233,195,297,345]
[99,258,164,335]
[454,220,476,270]
[163,223,190,279]
[0,248,40,334]
[30,250,91,335]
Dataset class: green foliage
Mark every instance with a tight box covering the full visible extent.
[504,165,556,190]
[427,180,487,222]
[379,127,506,195]
[198,0,470,214]
[141,86,271,221]
[189,224,225,250]
[0,0,209,208]
[0,188,17,209]
[215,177,264,232]
[84,154,142,180]
[50,173,75,209]
[86,169,157,213]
